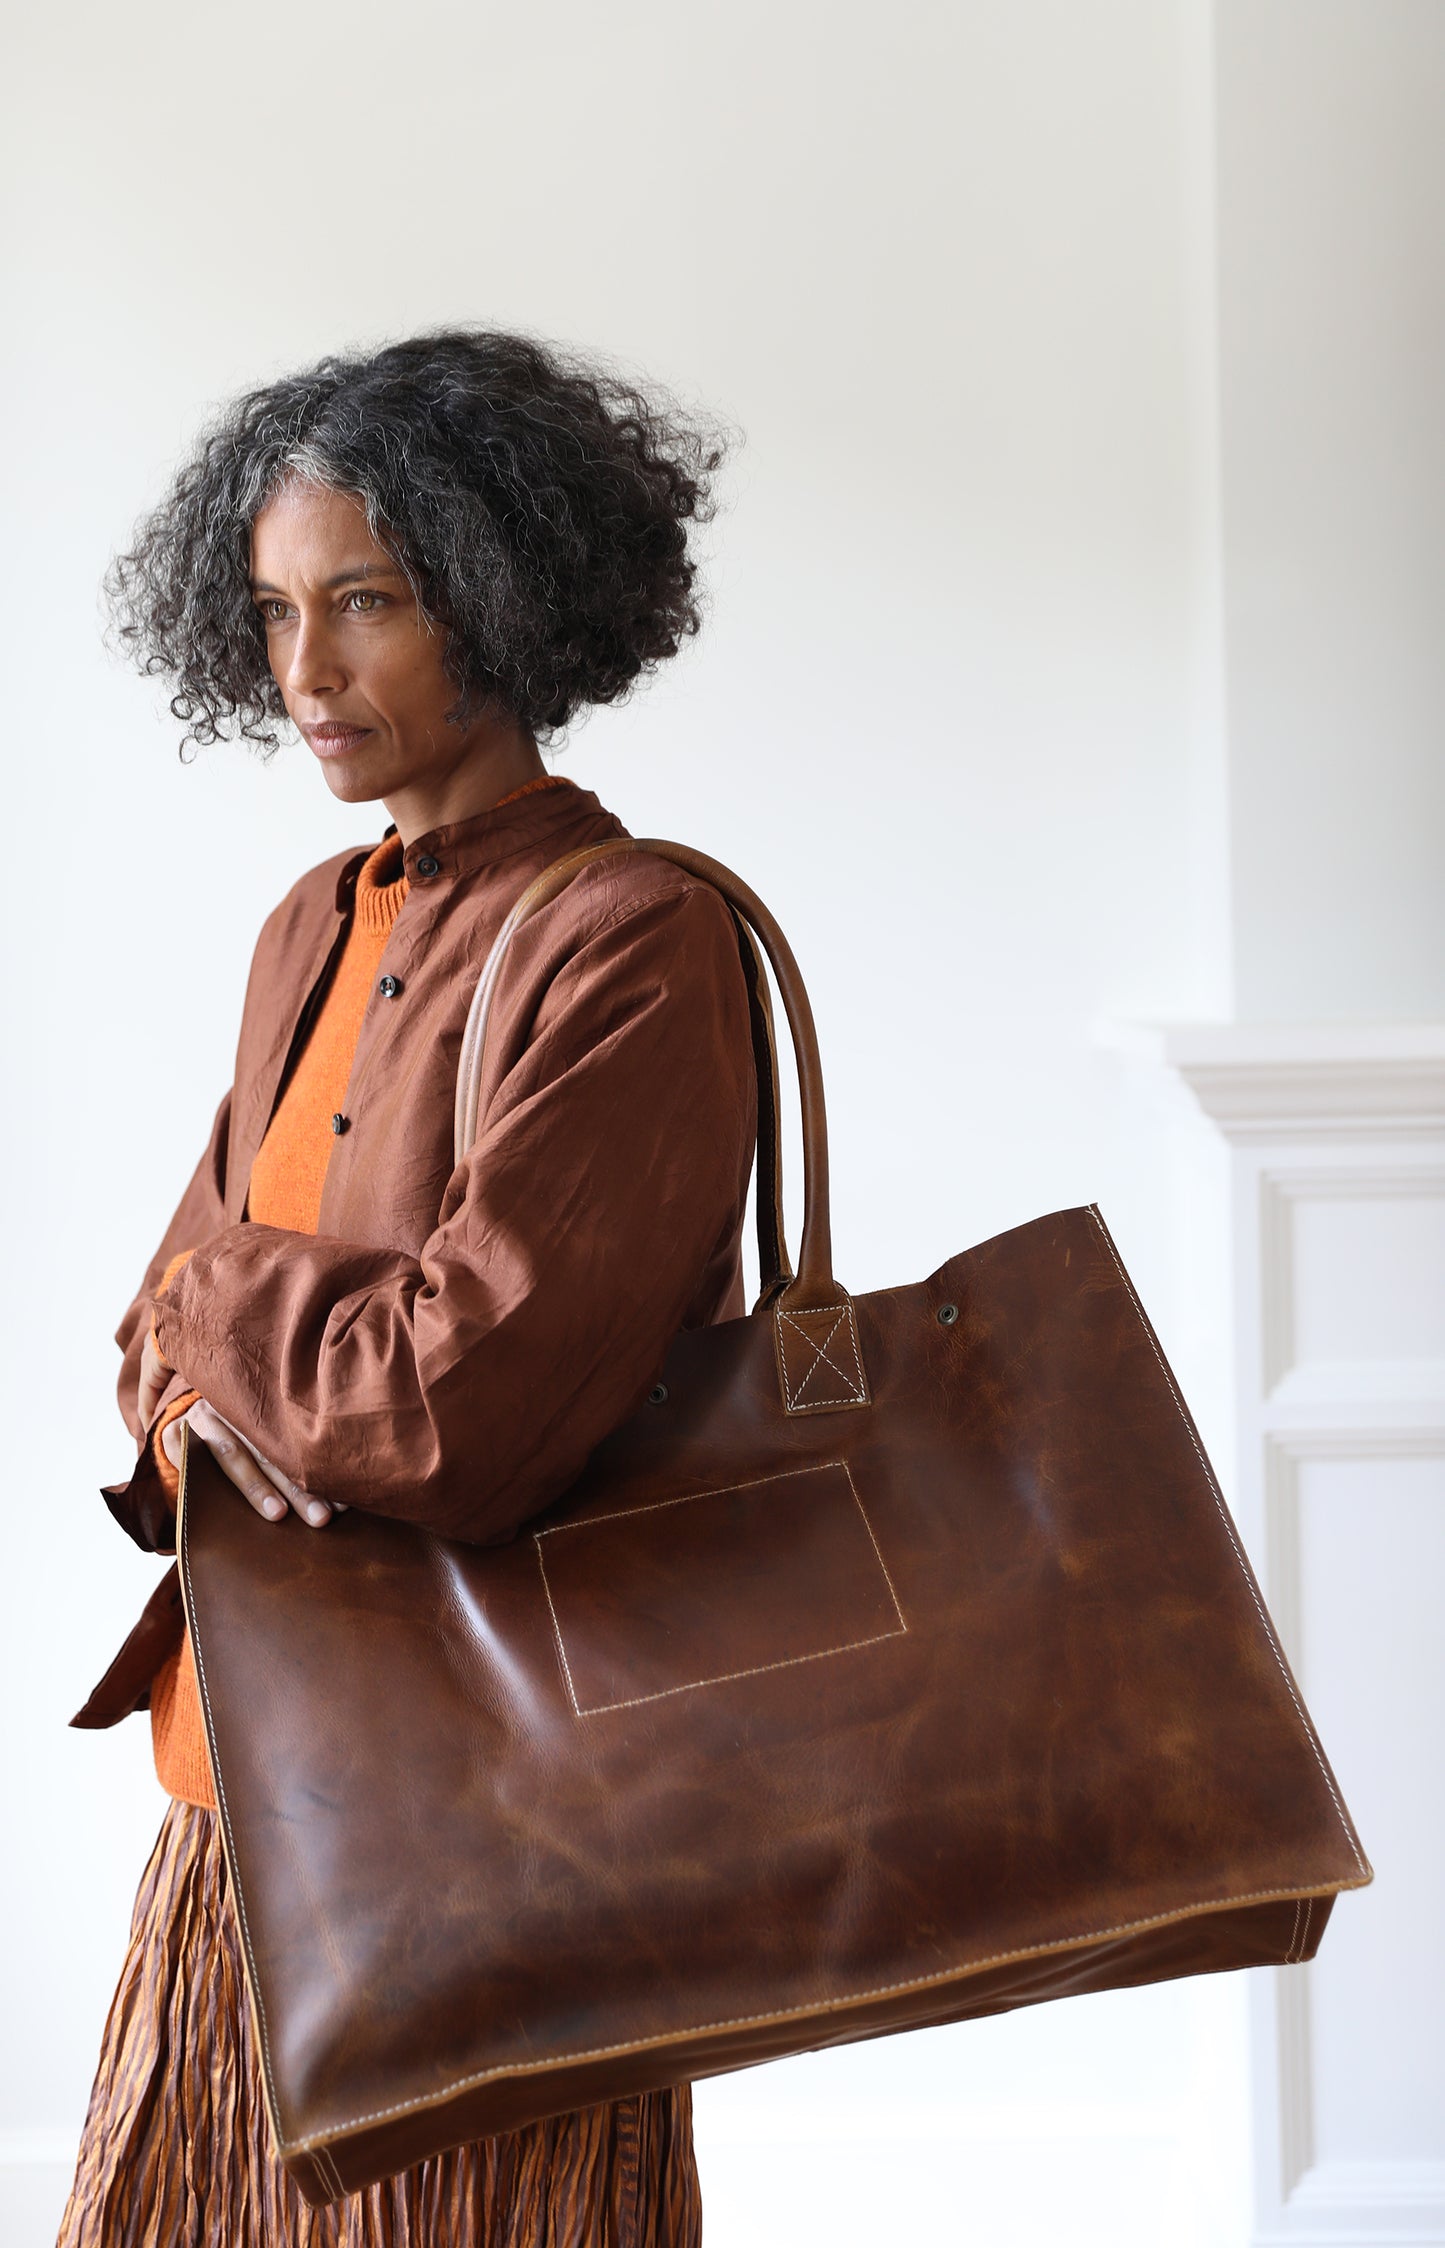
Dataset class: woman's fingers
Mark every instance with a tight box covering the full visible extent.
[167,1400,290,1521]
[247,1430,338,1529]
[136,1332,171,1429]
[163,1400,338,1529]
[160,1411,190,1474]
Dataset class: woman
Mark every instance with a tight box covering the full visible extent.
[62,329,758,2246]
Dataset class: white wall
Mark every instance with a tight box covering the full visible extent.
[1205,9,1445,2241]
[1216,0,1445,1022]
[4,2,1433,2242]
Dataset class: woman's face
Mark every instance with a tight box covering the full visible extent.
[249,477,508,817]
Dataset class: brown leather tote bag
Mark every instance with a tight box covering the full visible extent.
[177,838,1372,2207]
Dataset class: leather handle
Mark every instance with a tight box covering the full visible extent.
[454,837,835,1308]
[732,912,793,1303]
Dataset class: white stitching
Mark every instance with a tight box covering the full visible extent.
[535,1544,582,1717]
[776,1300,866,1410]
[537,1457,855,1540]
[1285,1899,1302,1962]
[282,1880,1359,2156]
[1086,1207,1367,1875]
[782,1311,855,1400]
[552,1629,907,1717]
[781,1306,865,1402]
[844,1463,907,1632]
[1293,1897,1314,1963]
[535,1460,907,1715]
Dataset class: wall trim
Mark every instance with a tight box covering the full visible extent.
[1253,2157,1445,2244]
[1145,1020,1445,2248]
[1104,1022,1445,1142]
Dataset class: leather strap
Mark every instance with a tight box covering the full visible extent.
[731,911,793,1305]
[454,838,835,1310]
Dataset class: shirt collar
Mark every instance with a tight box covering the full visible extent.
[332,776,609,911]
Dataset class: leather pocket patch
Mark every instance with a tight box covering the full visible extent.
[535,1460,906,1716]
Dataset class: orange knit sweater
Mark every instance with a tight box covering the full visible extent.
[145,777,570,1806]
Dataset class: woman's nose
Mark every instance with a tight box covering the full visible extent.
[285,617,346,697]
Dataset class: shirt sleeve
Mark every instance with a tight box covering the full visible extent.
[149,1387,204,1500]
[151,880,757,1545]
[113,1091,233,1444]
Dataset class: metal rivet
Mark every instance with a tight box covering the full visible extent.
[331,1112,349,1136]
[647,1382,669,1405]
[378,973,400,999]
[936,1302,959,1326]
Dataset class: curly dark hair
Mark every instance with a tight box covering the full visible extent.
[106,329,728,755]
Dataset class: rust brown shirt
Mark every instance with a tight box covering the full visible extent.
[84,778,757,1726]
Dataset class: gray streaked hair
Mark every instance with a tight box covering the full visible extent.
[106,329,727,757]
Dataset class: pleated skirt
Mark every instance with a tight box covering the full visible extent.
[57,1799,702,2248]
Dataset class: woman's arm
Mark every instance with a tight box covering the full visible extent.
[152,880,757,1545]
[114,1089,233,1444]
[100,1092,233,1553]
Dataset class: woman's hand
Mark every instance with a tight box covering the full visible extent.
[136,1330,174,1431]
[162,1399,346,1529]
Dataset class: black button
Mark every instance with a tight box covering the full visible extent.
[378,974,400,999]
[331,1113,349,1136]
[415,854,440,877]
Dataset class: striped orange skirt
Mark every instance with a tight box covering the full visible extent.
[57,1799,702,2247]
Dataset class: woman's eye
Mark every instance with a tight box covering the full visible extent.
[257,599,289,624]
[345,590,383,612]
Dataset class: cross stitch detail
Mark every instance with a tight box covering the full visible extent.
[776,1301,867,1410]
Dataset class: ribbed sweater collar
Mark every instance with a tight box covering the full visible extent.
[353,833,408,936]
[351,775,575,934]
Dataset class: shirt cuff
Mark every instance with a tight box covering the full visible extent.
[150,1247,199,1373]
[151,1388,202,1502]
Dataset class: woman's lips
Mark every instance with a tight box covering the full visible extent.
[305,724,373,759]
